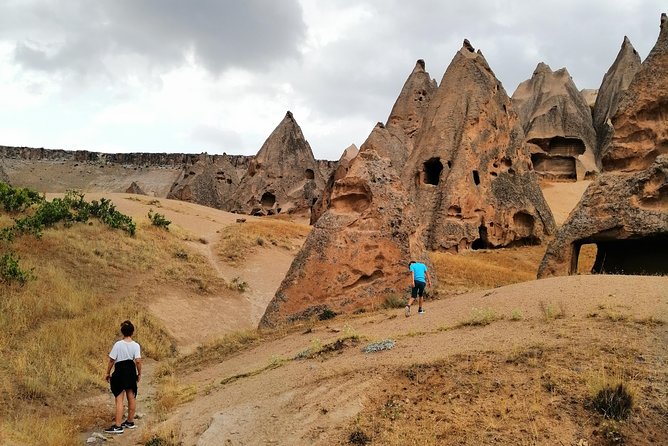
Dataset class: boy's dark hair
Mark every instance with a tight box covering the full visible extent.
[120,320,135,337]
[409,261,415,266]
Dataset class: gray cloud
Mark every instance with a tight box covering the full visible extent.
[2,0,306,78]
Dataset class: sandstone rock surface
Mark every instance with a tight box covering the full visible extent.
[512,63,598,180]
[125,181,147,195]
[260,126,430,327]
[593,37,642,160]
[538,155,668,277]
[167,155,239,209]
[385,59,438,153]
[581,89,598,113]
[227,112,325,215]
[539,14,668,278]
[403,41,555,252]
[310,144,358,224]
[601,14,668,172]
[0,163,9,184]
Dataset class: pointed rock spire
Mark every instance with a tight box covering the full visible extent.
[310,143,358,224]
[227,112,325,215]
[512,62,598,180]
[403,41,555,251]
[593,36,641,158]
[602,12,668,171]
[168,155,239,209]
[261,127,430,327]
[385,59,438,153]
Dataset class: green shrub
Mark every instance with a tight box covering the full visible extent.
[0,252,33,285]
[319,307,337,321]
[148,209,171,230]
[590,382,634,420]
[382,293,406,309]
[0,182,43,213]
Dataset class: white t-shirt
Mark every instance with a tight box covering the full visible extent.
[109,339,141,363]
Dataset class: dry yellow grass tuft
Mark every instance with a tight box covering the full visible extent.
[429,246,544,294]
[216,218,310,265]
[0,212,224,444]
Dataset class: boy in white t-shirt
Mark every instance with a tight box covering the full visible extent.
[104,320,142,434]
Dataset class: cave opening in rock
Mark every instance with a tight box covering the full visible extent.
[305,168,315,180]
[471,224,489,250]
[260,192,276,208]
[574,236,668,275]
[472,170,480,186]
[423,158,443,185]
[531,153,577,181]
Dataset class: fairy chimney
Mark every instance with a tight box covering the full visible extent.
[125,181,147,195]
[385,59,438,153]
[260,125,431,327]
[600,14,668,172]
[168,155,239,209]
[539,14,668,278]
[402,40,555,252]
[228,111,325,215]
[593,36,642,159]
[512,63,598,180]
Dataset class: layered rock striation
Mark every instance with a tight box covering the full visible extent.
[539,14,668,278]
[168,155,240,209]
[260,125,430,327]
[226,112,325,215]
[403,40,555,252]
[512,63,598,180]
[593,37,642,160]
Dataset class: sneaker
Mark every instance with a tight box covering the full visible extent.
[418,308,425,314]
[104,425,124,434]
[405,305,411,317]
[121,420,136,429]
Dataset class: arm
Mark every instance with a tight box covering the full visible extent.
[426,270,432,288]
[105,357,114,382]
[135,358,143,382]
[411,270,415,287]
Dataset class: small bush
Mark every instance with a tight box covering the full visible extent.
[229,277,248,292]
[457,307,500,327]
[149,209,171,230]
[348,429,371,445]
[319,307,337,321]
[510,309,523,321]
[539,300,566,320]
[590,382,634,420]
[0,182,43,212]
[382,293,406,309]
[0,252,34,285]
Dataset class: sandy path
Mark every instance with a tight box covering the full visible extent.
[168,274,667,445]
[539,180,592,225]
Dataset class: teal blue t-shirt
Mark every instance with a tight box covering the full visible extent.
[410,262,428,283]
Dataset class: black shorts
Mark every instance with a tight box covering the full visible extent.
[110,359,138,397]
[411,280,426,298]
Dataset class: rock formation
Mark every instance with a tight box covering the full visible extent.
[538,155,668,276]
[600,14,668,172]
[385,59,438,153]
[580,89,598,113]
[512,63,598,180]
[310,144,358,224]
[227,112,325,215]
[593,37,642,160]
[168,155,239,209]
[539,14,668,278]
[260,125,430,327]
[402,40,556,252]
[125,181,146,195]
[0,163,9,184]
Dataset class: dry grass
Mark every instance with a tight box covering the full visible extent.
[0,213,226,444]
[429,246,545,295]
[345,334,667,445]
[153,375,197,420]
[216,218,310,265]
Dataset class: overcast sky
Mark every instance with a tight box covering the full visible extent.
[0,1,665,160]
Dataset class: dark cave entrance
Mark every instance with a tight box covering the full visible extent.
[260,192,276,208]
[574,236,668,275]
[528,137,586,181]
[305,168,315,180]
[423,158,443,185]
[471,224,489,250]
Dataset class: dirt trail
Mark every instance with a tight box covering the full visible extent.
[166,274,667,445]
[539,180,592,225]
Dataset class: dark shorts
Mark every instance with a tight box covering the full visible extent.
[411,280,426,298]
[110,359,138,397]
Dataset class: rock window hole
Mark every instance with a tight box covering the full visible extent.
[471,224,489,250]
[305,168,315,180]
[473,170,480,186]
[423,158,443,185]
[260,192,276,208]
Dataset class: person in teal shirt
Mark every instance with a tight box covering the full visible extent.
[406,260,432,316]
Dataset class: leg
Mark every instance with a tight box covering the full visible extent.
[114,391,125,427]
[126,389,136,422]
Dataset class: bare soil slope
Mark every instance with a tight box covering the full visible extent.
[164,274,667,446]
